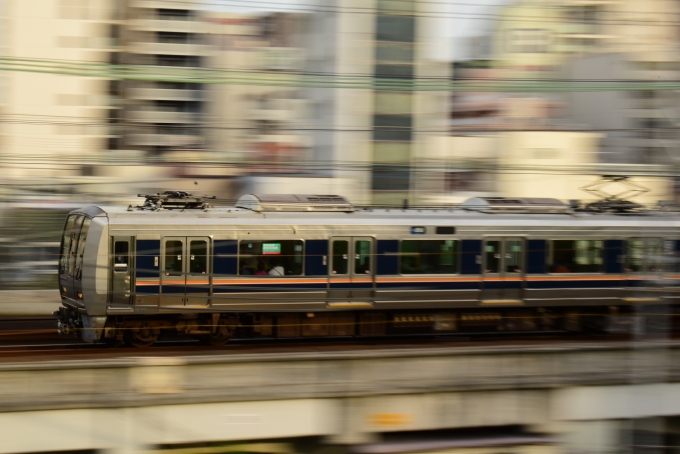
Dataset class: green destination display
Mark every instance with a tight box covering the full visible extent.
[262,243,281,255]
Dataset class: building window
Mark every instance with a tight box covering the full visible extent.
[376,15,416,42]
[372,164,410,191]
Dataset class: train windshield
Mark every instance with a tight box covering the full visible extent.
[59,215,76,275]
[59,214,91,277]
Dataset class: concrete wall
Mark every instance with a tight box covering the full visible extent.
[0,342,676,452]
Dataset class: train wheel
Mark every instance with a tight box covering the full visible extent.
[125,328,158,348]
[202,321,233,346]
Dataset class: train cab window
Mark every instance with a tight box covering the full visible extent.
[400,240,459,274]
[67,215,84,276]
[238,240,303,276]
[189,240,207,275]
[74,218,91,280]
[165,240,183,276]
[626,238,661,272]
[549,240,603,273]
[59,214,76,275]
[114,241,129,272]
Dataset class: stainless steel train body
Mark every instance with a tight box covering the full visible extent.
[55,194,680,346]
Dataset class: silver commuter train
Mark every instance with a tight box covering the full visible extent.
[55,192,680,347]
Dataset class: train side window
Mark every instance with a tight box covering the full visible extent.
[626,238,661,272]
[189,240,207,275]
[549,240,603,273]
[74,218,91,280]
[59,215,76,275]
[238,240,303,276]
[114,241,129,272]
[400,240,459,274]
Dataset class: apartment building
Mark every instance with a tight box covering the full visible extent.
[204,12,311,167]
[118,0,210,156]
[0,0,117,183]
[449,0,680,166]
[304,0,451,205]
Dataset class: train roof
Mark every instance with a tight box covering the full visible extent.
[74,207,680,231]
[68,192,680,229]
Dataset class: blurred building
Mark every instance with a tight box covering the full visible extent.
[205,12,312,169]
[118,0,209,156]
[301,0,452,205]
[562,53,680,165]
[0,0,117,183]
[420,131,672,205]
[448,0,680,179]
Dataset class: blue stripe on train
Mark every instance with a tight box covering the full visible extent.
[213,283,327,292]
[135,285,159,294]
[377,281,480,290]
[526,279,622,289]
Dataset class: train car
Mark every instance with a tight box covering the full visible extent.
[55,191,680,347]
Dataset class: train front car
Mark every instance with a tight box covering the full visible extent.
[55,206,109,343]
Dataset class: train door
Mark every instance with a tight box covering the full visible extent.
[186,237,210,306]
[625,238,663,295]
[111,236,132,306]
[328,237,375,306]
[160,237,210,306]
[481,237,525,303]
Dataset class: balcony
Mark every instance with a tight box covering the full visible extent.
[128,19,203,34]
[128,110,201,123]
[128,133,204,147]
[127,88,202,101]
[129,42,212,56]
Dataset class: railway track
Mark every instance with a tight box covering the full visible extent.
[0,315,654,361]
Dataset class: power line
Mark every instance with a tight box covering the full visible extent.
[6,57,680,91]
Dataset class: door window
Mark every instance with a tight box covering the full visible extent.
[505,240,523,273]
[114,240,129,272]
[190,240,207,275]
[355,240,372,275]
[485,240,501,273]
[165,240,183,275]
[332,240,349,275]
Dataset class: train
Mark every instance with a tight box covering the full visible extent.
[55,191,680,347]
